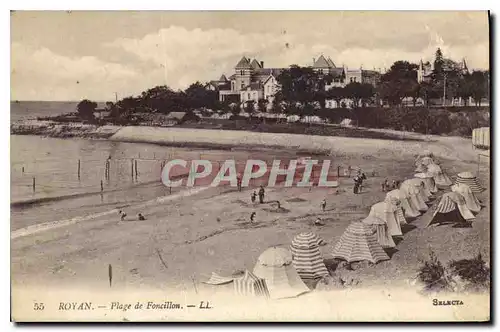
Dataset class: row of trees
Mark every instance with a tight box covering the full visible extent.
[77,48,489,121]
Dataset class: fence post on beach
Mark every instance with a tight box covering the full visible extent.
[32,177,35,192]
[135,160,138,179]
[131,159,134,180]
[101,180,104,192]
[78,159,81,180]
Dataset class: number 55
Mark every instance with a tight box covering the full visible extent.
[34,303,45,311]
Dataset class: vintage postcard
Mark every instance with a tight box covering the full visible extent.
[10,11,490,322]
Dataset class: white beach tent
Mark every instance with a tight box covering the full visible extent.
[386,189,420,218]
[427,192,475,227]
[400,179,428,211]
[415,172,438,194]
[367,201,403,237]
[290,232,329,280]
[362,215,396,248]
[427,163,453,187]
[455,172,484,193]
[407,178,432,202]
[451,183,482,213]
[253,246,310,299]
[332,221,390,264]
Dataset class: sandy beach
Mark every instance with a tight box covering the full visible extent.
[11,131,490,297]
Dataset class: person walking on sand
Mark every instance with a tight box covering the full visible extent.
[251,191,257,203]
[358,173,367,193]
[321,199,326,212]
[353,175,360,194]
[119,210,127,221]
[250,212,256,223]
[236,173,242,192]
[138,213,146,221]
[258,186,265,204]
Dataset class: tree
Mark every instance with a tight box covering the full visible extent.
[277,65,328,109]
[244,100,256,117]
[377,61,419,106]
[257,99,269,113]
[76,99,97,120]
[326,87,345,109]
[184,81,219,110]
[469,71,488,106]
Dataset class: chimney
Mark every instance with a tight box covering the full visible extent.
[260,61,264,68]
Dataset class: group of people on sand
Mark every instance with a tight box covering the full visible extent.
[250,185,266,204]
[118,210,146,222]
[381,179,401,192]
[353,171,367,194]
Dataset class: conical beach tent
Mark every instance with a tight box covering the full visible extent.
[400,180,428,211]
[415,172,438,194]
[451,183,481,213]
[427,164,453,187]
[455,172,484,193]
[233,270,270,299]
[253,246,310,299]
[290,232,329,280]
[332,221,390,264]
[362,216,396,248]
[428,192,475,227]
[386,189,420,218]
[407,178,431,202]
[367,201,402,236]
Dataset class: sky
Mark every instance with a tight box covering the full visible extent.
[10,11,490,101]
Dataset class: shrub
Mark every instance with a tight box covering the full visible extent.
[417,250,453,292]
[448,253,490,292]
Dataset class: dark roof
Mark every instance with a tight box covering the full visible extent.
[242,82,263,90]
[250,59,262,69]
[313,55,331,68]
[255,68,284,76]
[235,56,252,69]
[327,57,336,68]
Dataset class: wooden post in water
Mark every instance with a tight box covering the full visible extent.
[32,177,35,192]
[78,159,81,180]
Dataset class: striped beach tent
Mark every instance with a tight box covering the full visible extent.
[400,180,428,211]
[451,183,481,213]
[253,246,310,299]
[332,221,390,264]
[290,232,329,280]
[427,192,475,227]
[455,172,484,193]
[233,270,270,299]
[386,189,420,218]
[427,164,453,187]
[367,201,402,236]
[203,272,234,285]
[362,215,396,248]
[415,172,438,194]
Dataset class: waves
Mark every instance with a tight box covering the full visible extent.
[11,186,212,240]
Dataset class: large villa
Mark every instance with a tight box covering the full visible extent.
[206,55,382,109]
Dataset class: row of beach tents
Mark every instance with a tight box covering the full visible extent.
[203,151,484,300]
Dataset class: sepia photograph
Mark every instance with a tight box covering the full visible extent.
[9,10,491,322]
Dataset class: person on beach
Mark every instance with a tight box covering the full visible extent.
[251,191,257,203]
[314,218,325,226]
[119,210,127,221]
[236,173,242,192]
[391,180,397,190]
[358,173,367,192]
[250,212,256,223]
[353,175,360,194]
[395,180,401,189]
[321,199,326,212]
[258,186,265,204]
[138,213,146,221]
